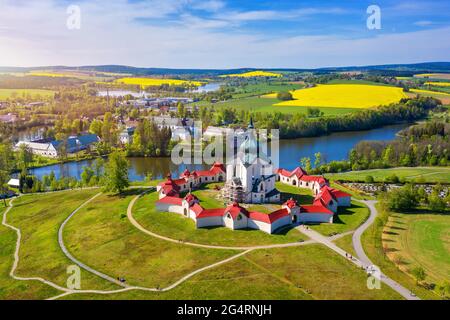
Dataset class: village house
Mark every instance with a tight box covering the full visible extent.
[15,134,100,158]
[0,113,18,123]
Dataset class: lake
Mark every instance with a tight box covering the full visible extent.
[28,123,409,181]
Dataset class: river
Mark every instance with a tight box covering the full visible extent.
[28,123,409,181]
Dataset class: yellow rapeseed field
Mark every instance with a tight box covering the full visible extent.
[114,77,203,88]
[425,82,450,87]
[410,89,450,96]
[274,84,407,109]
[220,71,282,78]
[29,71,71,77]
[414,73,450,80]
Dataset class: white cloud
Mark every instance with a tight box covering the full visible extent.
[414,20,433,26]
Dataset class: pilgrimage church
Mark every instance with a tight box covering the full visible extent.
[154,120,351,234]
[222,120,280,204]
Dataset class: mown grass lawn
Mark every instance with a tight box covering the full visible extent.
[133,191,307,247]
[383,212,450,291]
[64,189,237,288]
[310,201,370,236]
[325,167,450,184]
[59,255,312,300]
[59,243,402,300]
[361,204,442,300]
[3,190,119,297]
[0,205,62,299]
[333,233,356,257]
[275,182,315,204]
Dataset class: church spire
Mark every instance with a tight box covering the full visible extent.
[248,117,254,129]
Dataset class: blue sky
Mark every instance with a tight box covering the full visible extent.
[0,0,449,68]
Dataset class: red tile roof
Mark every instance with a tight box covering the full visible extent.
[300,205,334,215]
[249,208,290,223]
[156,196,183,206]
[190,203,204,215]
[316,187,335,205]
[277,167,307,179]
[173,178,187,186]
[323,186,351,198]
[224,202,248,219]
[196,208,225,218]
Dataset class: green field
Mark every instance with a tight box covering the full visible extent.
[133,190,307,247]
[60,244,401,300]
[333,233,356,257]
[193,95,359,116]
[64,190,236,288]
[0,191,120,299]
[0,88,56,99]
[310,201,370,236]
[361,204,442,300]
[383,213,450,289]
[325,167,450,184]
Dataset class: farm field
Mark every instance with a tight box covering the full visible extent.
[383,213,450,289]
[220,71,282,78]
[0,88,56,99]
[415,73,450,80]
[275,84,408,109]
[425,82,450,87]
[193,95,358,116]
[232,82,303,98]
[325,167,450,184]
[115,77,203,88]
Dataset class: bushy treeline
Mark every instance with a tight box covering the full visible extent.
[382,183,449,212]
[350,120,449,170]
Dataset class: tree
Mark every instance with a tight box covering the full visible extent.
[300,157,312,172]
[428,186,446,211]
[277,91,293,101]
[385,184,419,211]
[102,151,129,193]
[314,152,322,169]
[0,170,9,206]
[81,166,94,187]
[17,144,33,170]
[411,267,426,285]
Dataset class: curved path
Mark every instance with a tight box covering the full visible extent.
[353,200,420,300]
[1,192,254,300]
[2,187,421,301]
[127,190,316,251]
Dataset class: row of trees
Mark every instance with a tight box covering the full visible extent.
[15,151,130,197]
[383,183,449,212]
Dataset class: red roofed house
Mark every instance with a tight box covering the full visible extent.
[277,167,328,195]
